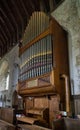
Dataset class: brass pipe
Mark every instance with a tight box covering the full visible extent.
[61,74,70,114]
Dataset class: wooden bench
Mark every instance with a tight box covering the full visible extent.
[52,117,80,130]
[0,107,16,130]
[17,124,52,130]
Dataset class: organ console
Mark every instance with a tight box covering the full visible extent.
[17,11,70,128]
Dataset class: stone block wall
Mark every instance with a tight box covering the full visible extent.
[51,0,80,114]
[0,45,19,107]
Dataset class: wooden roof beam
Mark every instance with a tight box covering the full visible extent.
[19,0,29,18]
[10,0,24,36]
[0,16,12,44]
[1,0,19,41]
[0,25,9,45]
[40,0,46,12]
[29,0,35,11]
[0,8,16,43]
[49,0,54,12]
[0,34,6,46]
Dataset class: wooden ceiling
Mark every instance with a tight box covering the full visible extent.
[0,0,63,58]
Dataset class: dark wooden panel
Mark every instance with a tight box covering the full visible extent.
[49,95,60,127]
[18,124,51,130]
[0,108,16,124]
[23,96,59,128]
[50,18,69,110]
[34,97,49,108]
[52,117,80,130]
[0,120,15,130]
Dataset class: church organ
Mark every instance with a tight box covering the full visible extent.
[19,34,52,81]
[17,11,69,127]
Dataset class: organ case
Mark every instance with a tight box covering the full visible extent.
[18,11,69,106]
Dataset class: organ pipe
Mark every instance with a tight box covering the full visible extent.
[19,11,52,81]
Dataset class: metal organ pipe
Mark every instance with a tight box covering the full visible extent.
[61,74,70,115]
[19,11,52,81]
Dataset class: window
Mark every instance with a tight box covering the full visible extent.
[6,73,9,90]
[0,60,9,91]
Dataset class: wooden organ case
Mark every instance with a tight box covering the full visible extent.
[17,12,69,128]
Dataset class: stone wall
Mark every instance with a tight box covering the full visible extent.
[0,45,19,107]
[51,0,80,95]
